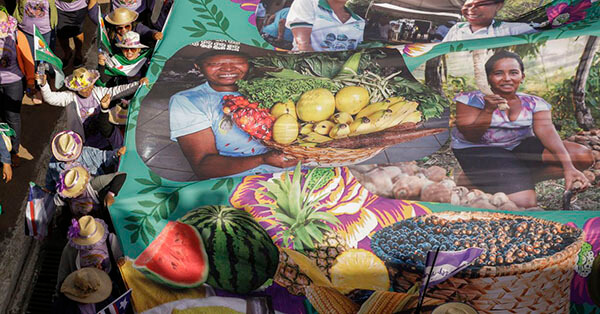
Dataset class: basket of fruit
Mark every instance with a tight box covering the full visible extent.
[223,88,445,166]
[371,211,584,314]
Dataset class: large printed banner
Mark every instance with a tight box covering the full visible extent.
[108,0,600,312]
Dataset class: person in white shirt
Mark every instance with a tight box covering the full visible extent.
[442,0,536,42]
[285,0,365,51]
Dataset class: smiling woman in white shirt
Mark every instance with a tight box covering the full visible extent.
[442,0,536,42]
[285,0,365,51]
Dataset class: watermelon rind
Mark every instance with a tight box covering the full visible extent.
[133,221,209,289]
[179,205,279,294]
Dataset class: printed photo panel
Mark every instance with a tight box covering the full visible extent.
[256,0,558,51]
[136,40,450,182]
[349,35,600,211]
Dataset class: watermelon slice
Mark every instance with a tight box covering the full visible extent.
[134,221,209,288]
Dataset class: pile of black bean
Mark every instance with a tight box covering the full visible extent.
[371,215,581,268]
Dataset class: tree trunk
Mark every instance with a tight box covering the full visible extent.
[572,36,599,130]
[425,56,443,95]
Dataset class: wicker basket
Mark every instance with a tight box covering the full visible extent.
[263,140,385,167]
[379,211,584,314]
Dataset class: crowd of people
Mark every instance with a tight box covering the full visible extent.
[0,0,170,311]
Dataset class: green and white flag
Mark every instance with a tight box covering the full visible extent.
[103,50,150,77]
[98,8,113,55]
[33,25,64,89]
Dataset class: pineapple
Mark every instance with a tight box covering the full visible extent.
[306,232,348,278]
[254,163,346,295]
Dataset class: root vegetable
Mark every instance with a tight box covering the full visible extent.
[393,175,425,200]
[498,201,520,211]
[381,166,404,183]
[583,170,595,182]
[440,179,456,190]
[420,182,452,203]
[364,168,394,197]
[490,192,510,207]
[451,192,461,205]
[424,166,447,182]
[469,197,496,210]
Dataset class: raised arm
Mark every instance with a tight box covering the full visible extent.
[177,129,295,180]
[38,76,76,107]
[455,94,506,143]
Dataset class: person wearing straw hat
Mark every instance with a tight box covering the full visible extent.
[105,7,161,51]
[54,216,123,312]
[36,67,148,149]
[55,164,127,217]
[55,267,115,313]
[45,130,125,193]
[97,31,149,88]
[0,9,37,166]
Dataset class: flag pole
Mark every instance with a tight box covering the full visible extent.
[416,246,441,314]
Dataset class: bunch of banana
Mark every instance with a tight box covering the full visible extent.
[296,96,423,145]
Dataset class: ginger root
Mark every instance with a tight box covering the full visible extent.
[393,175,426,200]
[420,182,453,203]
[424,166,447,182]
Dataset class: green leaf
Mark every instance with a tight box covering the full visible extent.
[189,0,201,4]
[183,26,200,32]
[153,54,167,61]
[205,0,212,4]
[226,178,234,192]
[251,39,261,47]
[124,224,139,231]
[149,171,162,185]
[221,18,229,31]
[310,211,340,225]
[130,231,139,243]
[305,224,323,242]
[191,32,206,38]
[154,192,169,199]
[138,186,158,194]
[206,22,219,27]
[140,229,150,245]
[131,210,148,215]
[153,211,161,222]
[159,202,169,219]
[145,222,156,237]
[273,213,295,226]
[215,11,223,22]
[125,216,141,222]
[198,14,212,20]
[168,191,179,213]
[149,63,160,76]
[138,200,158,207]
[135,178,155,186]
[295,226,314,249]
[210,4,217,14]
[211,179,226,190]
[193,7,207,13]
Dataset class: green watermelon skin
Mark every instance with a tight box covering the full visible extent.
[179,205,279,294]
[133,221,209,289]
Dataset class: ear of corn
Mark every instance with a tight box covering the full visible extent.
[357,291,413,314]
[305,285,359,314]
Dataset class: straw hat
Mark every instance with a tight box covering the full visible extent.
[0,11,17,39]
[58,165,90,198]
[61,267,112,304]
[105,7,139,26]
[71,215,107,246]
[64,68,100,91]
[115,31,148,49]
[51,131,83,162]
[108,104,128,125]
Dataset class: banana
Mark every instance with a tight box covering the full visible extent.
[355,101,390,119]
[383,96,405,104]
[313,120,336,135]
[400,111,422,124]
[298,142,318,147]
[369,109,395,130]
[386,103,420,128]
[299,123,314,135]
[387,100,417,114]
[329,123,350,139]
[302,132,333,143]
[349,116,376,135]
[330,112,354,124]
